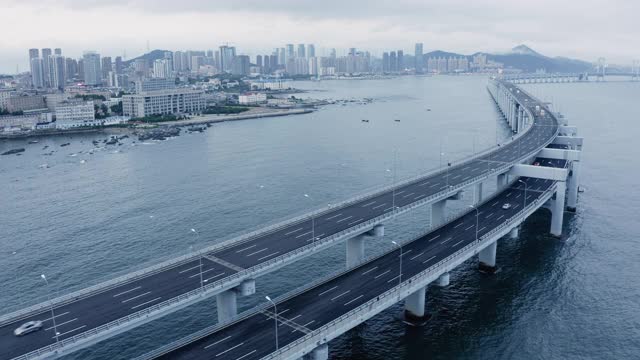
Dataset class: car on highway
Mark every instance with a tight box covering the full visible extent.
[502,203,512,210]
[14,320,43,336]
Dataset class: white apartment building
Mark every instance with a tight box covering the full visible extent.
[238,92,267,105]
[122,89,205,118]
[55,101,97,129]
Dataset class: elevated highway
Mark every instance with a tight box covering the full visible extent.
[2,79,583,360]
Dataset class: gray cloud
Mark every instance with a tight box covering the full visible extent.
[1,0,638,73]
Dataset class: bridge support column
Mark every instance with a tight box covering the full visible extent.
[551,181,566,237]
[496,173,507,191]
[478,241,497,274]
[346,225,383,268]
[567,162,580,212]
[346,234,366,268]
[304,344,329,360]
[404,286,429,324]
[436,272,450,287]
[431,199,446,228]
[473,182,483,205]
[216,290,238,324]
[509,227,519,239]
[216,279,255,324]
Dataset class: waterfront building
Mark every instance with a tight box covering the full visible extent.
[122,88,205,118]
[238,92,267,105]
[28,48,39,61]
[285,44,294,60]
[382,52,390,73]
[6,93,47,113]
[397,50,404,71]
[248,79,292,90]
[307,44,315,58]
[297,44,306,58]
[55,101,97,129]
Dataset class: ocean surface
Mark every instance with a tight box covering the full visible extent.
[0,75,638,359]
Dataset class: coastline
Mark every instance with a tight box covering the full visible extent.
[0,108,313,140]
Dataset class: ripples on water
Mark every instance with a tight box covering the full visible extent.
[0,76,638,359]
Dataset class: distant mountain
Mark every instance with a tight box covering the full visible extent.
[425,45,593,73]
[123,50,170,66]
[509,45,543,57]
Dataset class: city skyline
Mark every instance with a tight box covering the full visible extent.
[1,0,639,73]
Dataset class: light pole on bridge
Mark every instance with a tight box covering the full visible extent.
[190,229,204,292]
[265,295,279,351]
[41,274,60,348]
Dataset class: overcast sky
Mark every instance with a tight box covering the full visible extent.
[1,0,638,73]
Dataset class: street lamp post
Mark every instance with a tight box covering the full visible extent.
[303,194,316,243]
[265,296,279,351]
[41,274,60,347]
[391,241,403,285]
[190,229,204,291]
[468,205,479,242]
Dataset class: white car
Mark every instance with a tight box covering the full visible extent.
[14,320,43,336]
[502,203,512,210]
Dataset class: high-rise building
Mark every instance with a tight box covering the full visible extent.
[41,48,52,87]
[101,57,112,80]
[30,58,45,88]
[286,44,294,59]
[382,52,390,73]
[153,59,173,78]
[65,58,78,80]
[414,43,424,73]
[231,55,250,76]
[390,51,397,72]
[191,56,205,73]
[54,48,62,56]
[173,51,184,72]
[307,44,315,58]
[219,45,236,73]
[51,55,66,89]
[29,48,39,61]
[115,56,124,74]
[256,55,263,69]
[297,44,306,58]
[270,54,278,71]
[279,48,285,65]
[82,51,102,86]
[397,50,404,71]
[263,55,270,73]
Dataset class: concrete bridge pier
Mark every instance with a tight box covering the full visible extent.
[478,241,498,274]
[566,161,580,212]
[473,182,483,205]
[436,272,450,287]
[509,226,519,239]
[496,173,507,191]
[431,191,464,228]
[404,286,429,324]
[346,225,384,267]
[216,279,256,323]
[302,344,329,360]
[550,181,566,237]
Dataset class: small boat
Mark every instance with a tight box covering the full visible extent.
[361,119,369,123]
[60,143,70,147]
[28,140,39,144]
[394,119,401,122]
